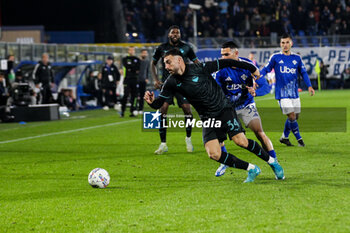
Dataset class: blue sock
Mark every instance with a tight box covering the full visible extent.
[221,145,227,153]
[268,150,277,158]
[283,119,291,138]
[289,120,302,140]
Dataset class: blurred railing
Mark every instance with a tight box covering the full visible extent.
[0,42,157,66]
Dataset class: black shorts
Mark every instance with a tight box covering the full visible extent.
[202,107,245,144]
[164,92,189,107]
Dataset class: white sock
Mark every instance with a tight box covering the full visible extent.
[247,163,256,171]
[268,156,275,164]
[160,142,166,146]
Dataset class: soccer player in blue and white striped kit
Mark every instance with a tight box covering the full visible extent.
[260,34,315,147]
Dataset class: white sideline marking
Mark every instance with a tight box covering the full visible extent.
[0,119,140,144]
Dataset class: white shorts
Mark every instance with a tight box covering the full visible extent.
[236,103,261,127]
[278,98,301,115]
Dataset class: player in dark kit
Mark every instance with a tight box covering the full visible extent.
[145,49,285,183]
[151,25,199,154]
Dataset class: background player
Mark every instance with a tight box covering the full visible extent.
[214,41,277,177]
[260,34,315,147]
[151,25,199,154]
[145,48,284,183]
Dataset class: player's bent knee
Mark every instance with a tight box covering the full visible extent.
[232,134,249,148]
[207,150,221,161]
[206,146,221,161]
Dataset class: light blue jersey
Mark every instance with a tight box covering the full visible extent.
[260,52,311,100]
[213,57,269,110]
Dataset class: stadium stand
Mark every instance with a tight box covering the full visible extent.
[121,0,350,43]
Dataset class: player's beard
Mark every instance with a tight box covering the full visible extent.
[167,66,179,75]
[170,37,179,44]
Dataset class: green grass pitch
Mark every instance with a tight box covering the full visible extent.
[0,90,349,232]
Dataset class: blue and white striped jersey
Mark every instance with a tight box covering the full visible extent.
[260,52,311,99]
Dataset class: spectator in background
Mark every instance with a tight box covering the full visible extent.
[258,21,270,37]
[320,5,331,34]
[57,89,76,111]
[101,56,120,110]
[32,53,54,104]
[340,67,350,89]
[306,11,317,35]
[232,1,240,16]
[340,20,349,35]
[250,7,262,33]
[6,55,15,87]
[292,6,306,34]
[137,49,149,114]
[219,0,229,16]
[319,61,329,89]
[94,72,103,107]
[0,72,8,106]
[0,71,13,122]
[121,47,140,117]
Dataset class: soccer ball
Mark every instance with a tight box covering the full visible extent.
[88,168,110,188]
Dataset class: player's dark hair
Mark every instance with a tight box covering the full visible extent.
[164,48,183,58]
[281,33,292,40]
[168,25,180,34]
[141,48,147,52]
[221,41,238,49]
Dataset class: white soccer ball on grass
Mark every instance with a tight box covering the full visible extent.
[88,168,110,188]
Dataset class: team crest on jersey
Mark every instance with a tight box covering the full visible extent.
[279,60,284,64]
[292,60,297,65]
[240,74,247,80]
[225,77,232,82]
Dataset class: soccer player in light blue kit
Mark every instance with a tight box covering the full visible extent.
[260,34,315,147]
[214,41,280,177]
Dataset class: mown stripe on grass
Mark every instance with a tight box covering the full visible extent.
[0,119,140,144]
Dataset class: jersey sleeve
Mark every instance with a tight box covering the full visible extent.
[298,57,312,87]
[152,46,163,64]
[260,54,276,77]
[255,76,271,96]
[203,59,257,74]
[187,46,199,62]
